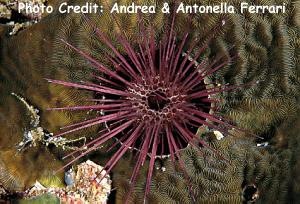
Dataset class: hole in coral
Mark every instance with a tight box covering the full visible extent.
[242,184,259,202]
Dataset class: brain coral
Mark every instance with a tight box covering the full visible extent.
[0,0,299,202]
[113,130,295,203]
[49,0,300,134]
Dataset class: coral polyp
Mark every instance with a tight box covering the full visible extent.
[47,16,243,201]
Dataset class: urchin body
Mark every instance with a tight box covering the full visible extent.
[47,16,242,202]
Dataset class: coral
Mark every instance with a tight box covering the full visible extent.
[45,1,299,201]
[114,136,246,203]
[113,109,300,204]
[47,11,244,201]
[0,148,64,192]
[0,157,22,192]
[276,113,300,203]
[0,0,297,150]
[49,0,300,136]
[0,6,94,201]
[114,133,294,204]
[0,0,298,203]
[225,97,298,133]
[0,0,297,135]
[38,173,65,189]
[0,9,95,151]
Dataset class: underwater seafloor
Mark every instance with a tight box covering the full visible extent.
[0,0,300,203]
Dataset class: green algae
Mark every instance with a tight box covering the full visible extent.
[18,194,60,204]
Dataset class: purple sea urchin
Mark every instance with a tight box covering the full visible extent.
[47,16,245,202]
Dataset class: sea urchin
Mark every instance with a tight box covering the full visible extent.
[47,15,243,202]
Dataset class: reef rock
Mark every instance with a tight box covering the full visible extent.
[25,160,111,204]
